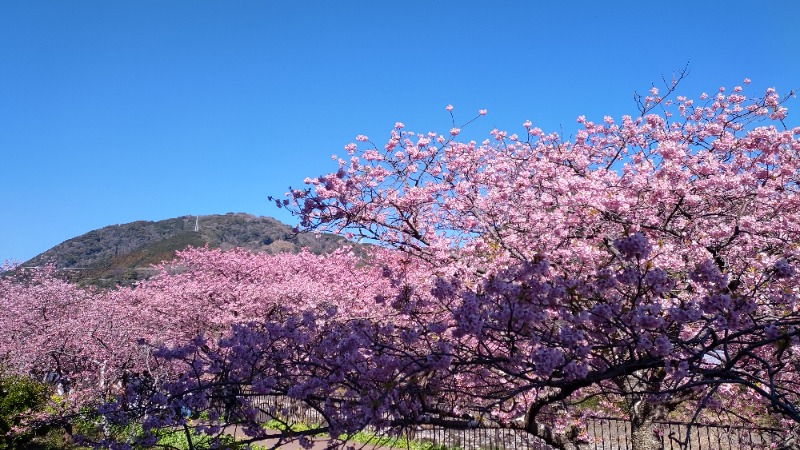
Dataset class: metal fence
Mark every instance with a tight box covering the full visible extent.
[247,394,326,426]
[586,417,786,450]
[409,426,554,450]
[240,395,789,450]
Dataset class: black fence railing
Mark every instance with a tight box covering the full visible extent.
[238,395,789,450]
[586,417,786,450]
[409,426,554,450]
[247,394,326,426]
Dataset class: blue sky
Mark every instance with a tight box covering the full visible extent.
[2,1,799,263]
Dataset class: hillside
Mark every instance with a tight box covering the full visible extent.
[22,213,354,286]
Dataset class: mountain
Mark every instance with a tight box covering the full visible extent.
[22,213,354,287]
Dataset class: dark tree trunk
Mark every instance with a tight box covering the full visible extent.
[525,406,590,450]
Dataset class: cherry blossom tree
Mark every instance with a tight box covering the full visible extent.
[0,267,155,437]
[269,79,800,449]
[90,247,406,448]
[91,247,464,449]
[122,246,393,347]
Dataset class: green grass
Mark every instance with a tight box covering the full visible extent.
[343,430,451,450]
[147,427,259,450]
[263,418,320,433]
[263,419,451,450]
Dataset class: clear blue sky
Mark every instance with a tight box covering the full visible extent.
[2,1,799,263]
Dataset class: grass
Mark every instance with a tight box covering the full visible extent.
[263,419,452,450]
[344,430,452,450]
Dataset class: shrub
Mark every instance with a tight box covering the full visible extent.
[0,374,50,449]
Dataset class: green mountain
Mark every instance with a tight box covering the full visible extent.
[22,213,353,287]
